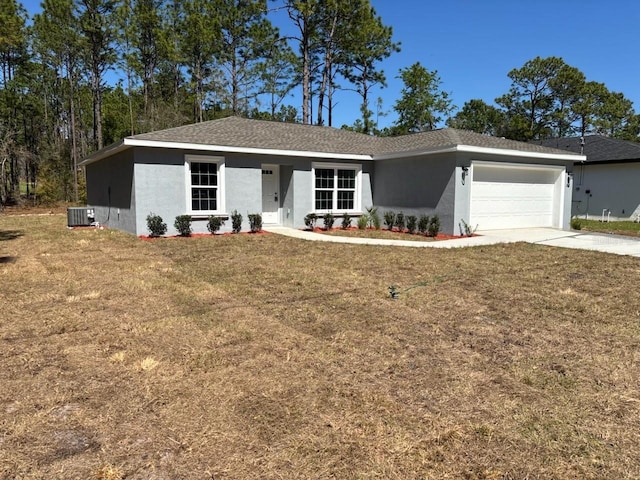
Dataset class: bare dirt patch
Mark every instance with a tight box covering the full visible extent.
[1,215,640,478]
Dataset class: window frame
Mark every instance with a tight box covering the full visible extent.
[311,162,362,214]
[185,155,225,215]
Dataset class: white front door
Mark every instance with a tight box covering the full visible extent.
[262,164,280,224]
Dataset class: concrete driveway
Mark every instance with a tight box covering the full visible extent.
[264,226,640,257]
[485,228,640,257]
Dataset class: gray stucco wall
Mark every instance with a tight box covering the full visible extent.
[113,148,375,235]
[85,149,137,234]
[133,147,186,235]
[280,165,294,227]
[572,162,640,220]
[284,157,374,229]
[374,153,457,234]
[86,144,573,237]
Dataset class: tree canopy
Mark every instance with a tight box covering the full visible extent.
[391,62,453,134]
[0,0,637,210]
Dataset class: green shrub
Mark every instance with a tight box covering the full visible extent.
[459,218,477,237]
[406,215,417,234]
[366,206,380,229]
[418,214,430,234]
[248,213,262,232]
[428,215,441,237]
[146,212,167,237]
[231,210,243,233]
[383,211,395,230]
[341,212,352,229]
[570,217,582,230]
[357,214,368,230]
[174,215,192,237]
[323,213,335,230]
[395,211,405,232]
[304,213,318,230]
[207,216,225,234]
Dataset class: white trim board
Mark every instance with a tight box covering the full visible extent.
[80,137,585,167]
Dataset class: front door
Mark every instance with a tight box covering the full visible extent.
[261,164,280,224]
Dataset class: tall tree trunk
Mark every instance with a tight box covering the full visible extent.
[91,73,104,150]
[316,10,337,126]
[69,76,78,203]
[195,63,203,122]
[302,41,310,124]
[96,86,103,149]
[232,52,238,115]
[127,66,134,135]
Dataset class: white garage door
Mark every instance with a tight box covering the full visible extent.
[470,163,563,230]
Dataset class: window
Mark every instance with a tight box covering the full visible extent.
[185,155,225,214]
[312,163,361,213]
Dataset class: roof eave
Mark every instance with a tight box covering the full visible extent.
[457,145,585,161]
[78,140,128,167]
[578,157,640,165]
[99,138,372,161]
[80,136,585,166]
[373,144,585,161]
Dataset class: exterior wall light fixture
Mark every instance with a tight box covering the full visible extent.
[461,166,469,185]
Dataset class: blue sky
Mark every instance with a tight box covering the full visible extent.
[20,0,640,131]
[366,0,640,130]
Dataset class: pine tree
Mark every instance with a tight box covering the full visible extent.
[77,0,117,151]
[33,0,83,201]
[392,62,453,134]
[338,0,398,134]
[180,0,219,122]
[215,0,279,116]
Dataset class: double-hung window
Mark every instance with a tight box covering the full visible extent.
[312,163,361,213]
[185,155,225,214]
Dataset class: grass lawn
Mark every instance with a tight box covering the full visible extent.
[319,228,437,242]
[1,214,640,479]
[575,218,640,237]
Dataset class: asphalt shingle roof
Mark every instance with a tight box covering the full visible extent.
[535,135,640,163]
[376,128,574,156]
[128,116,577,158]
[131,116,380,155]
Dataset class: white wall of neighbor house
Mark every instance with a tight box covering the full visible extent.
[572,162,640,221]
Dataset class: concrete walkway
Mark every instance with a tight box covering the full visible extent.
[263,226,640,257]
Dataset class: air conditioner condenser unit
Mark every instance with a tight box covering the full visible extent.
[67,207,95,227]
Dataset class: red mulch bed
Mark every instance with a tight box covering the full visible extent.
[309,226,477,240]
[139,231,271,240]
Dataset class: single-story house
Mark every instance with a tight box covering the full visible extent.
[536,135,640,221]
[80,116,583,236]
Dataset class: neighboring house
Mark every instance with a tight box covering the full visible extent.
[536,136,640,221]
[80,116,582,236]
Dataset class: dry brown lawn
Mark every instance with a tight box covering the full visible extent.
[1,213,640,479]
[320,228,436,242]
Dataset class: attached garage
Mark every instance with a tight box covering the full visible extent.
[469,162,566,230]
